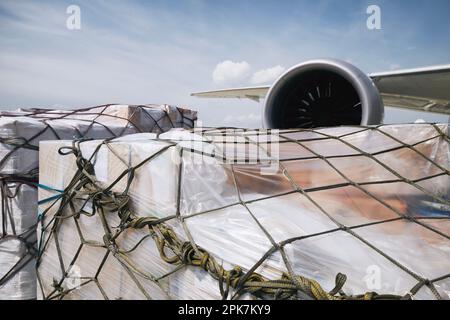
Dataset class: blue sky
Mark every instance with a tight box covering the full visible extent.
[1,0,449,126]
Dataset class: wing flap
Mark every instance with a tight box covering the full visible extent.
[191,86,270,102]
[371,64,450,114]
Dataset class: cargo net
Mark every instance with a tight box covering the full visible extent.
[37,124,449,300]
[0,104,197,294]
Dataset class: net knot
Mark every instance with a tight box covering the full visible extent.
[180,241,196,264]
[102,234,119,255]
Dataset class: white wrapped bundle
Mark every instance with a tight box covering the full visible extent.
[0,183,37,300]
[0,104,197,300]
[37,124,450,300]
[0,104,196,175]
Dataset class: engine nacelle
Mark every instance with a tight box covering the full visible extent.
[263,59,384,128]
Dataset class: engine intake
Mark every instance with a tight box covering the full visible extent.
[263,59,384,129]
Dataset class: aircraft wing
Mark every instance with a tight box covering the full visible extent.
[191,86,270,102]
[370,64,450,115]
[191,64,450,115]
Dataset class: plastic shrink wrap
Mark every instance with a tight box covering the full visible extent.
[37,124,450,300]
[0,104,197,299]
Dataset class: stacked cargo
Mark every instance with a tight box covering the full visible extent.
[37,124,450,300]
[0,104,197,299]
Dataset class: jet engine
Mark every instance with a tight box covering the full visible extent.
[263,59,384,128]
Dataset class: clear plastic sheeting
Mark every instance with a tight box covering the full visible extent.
[0,104,197,300]
[37,124,450,300]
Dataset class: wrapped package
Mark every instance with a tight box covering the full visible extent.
[0,104,197,300]
[37,124,450,300]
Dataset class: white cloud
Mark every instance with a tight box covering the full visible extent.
[211,62,285,86]
[212,60,250,85]
[250,65,285,84]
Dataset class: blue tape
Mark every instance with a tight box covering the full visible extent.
[34,183,64,206]
[38,194,63,205]
[33,183,64,194]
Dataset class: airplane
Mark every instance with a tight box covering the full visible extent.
[191,59,450,129]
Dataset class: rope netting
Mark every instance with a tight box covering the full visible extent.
[36,123,450,300]
[0,104,197,298]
